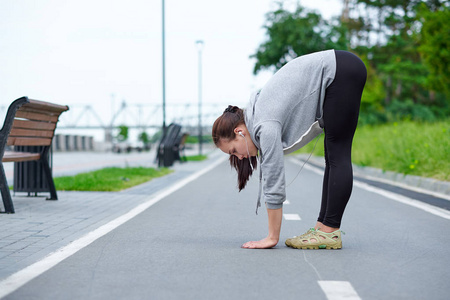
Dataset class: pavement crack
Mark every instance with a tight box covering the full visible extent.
[302,251,323,281]
[87,231,116,296]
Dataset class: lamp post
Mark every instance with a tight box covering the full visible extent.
[161,0,166,136]
[196,40,204,156]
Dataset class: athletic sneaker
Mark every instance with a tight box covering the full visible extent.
[285,228,316,247]
[288,229,342,249]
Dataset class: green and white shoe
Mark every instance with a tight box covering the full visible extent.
[285,228,316,248]
[289,229,343,250]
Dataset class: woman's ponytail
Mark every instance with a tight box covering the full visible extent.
[212,105,257,191]
[229,155,258,191]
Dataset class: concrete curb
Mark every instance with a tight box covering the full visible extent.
[294,154,450,199]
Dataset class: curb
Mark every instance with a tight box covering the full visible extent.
[294,154,450,199]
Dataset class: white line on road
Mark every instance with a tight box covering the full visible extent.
[318,281,361,300]
[289,158,450,220]
[284,213,301,220]
[353,181,450,220]
[356,172,450,201]
[0,155,228,299]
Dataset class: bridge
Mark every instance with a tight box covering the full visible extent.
[1,100,243,142]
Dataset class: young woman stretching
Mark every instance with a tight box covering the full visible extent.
[212,50,367,249]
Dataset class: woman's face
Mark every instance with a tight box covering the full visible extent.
[217,129,257,160]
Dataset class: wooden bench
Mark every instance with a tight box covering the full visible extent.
[0,97,69,213]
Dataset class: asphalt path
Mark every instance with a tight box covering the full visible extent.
[3,155,450,300]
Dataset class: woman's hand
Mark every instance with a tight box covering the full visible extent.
[241,237,278,249]
[241,208,283,249]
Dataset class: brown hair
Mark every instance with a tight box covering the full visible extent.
[212,105,257,191]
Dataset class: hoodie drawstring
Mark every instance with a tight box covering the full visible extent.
[255,158,263,215]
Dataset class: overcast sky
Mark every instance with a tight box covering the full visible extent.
[0,0,343,132]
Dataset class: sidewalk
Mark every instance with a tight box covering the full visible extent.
[0,146,219,282]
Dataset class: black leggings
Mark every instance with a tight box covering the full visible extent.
[317,50,367,228]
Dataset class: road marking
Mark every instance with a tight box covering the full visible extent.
[0,155,228,299]
[284,213,301,220]
[289,158,450,220]
[318,281,361,300]
[355,172,450,201]
[353,181,450,220]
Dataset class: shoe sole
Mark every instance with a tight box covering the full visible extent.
[290,241,342,249]
[291,244,342,250]
[285,241,342,249]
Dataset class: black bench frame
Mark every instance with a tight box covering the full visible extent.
[156,123,187,167]
[0,97,69,213]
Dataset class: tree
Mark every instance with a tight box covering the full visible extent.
[416,4,450,98]
[116,125,129,142]
[252,0,449,123]
[138,131,150,144]
[251,3,348,74]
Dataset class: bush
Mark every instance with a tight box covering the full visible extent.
[358,107,388,126]
[386,99,437,122]
[358,99,443,125]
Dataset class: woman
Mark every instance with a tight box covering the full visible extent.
[212,49,367,249]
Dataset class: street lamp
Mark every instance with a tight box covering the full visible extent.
[196,40,204,156]
[161,0,166,136]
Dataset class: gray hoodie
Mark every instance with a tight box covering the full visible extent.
[245,49,336,213]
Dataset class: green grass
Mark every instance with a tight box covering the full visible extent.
[185,154,208,161]
[53,167,173,192]
[294,120,449,181]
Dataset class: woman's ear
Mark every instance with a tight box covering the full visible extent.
[233,128,241,137]
[234,126,246,136]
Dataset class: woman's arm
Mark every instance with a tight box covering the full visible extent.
[241,207,283,249]
[241,123,284,249]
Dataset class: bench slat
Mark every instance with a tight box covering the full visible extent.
[19,106,65,117]
[15,110,60,122]
[2,151,41,162]
[25,99,69,113]
[7,137,53,146]
[12,119,57,131]
[10,128,55,138]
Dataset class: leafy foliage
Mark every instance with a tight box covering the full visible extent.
[251,3,347,74]
[138,131,150,144]
[416,4,450,97]
[116,125,129,142]
[252,0,450,124]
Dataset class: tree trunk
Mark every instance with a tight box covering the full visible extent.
[377,8,383,46]
[385,76,392,105]
[395,80,402,99]
[341,0,350,22]
[412,85,417,103]
[429,90,436,102]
